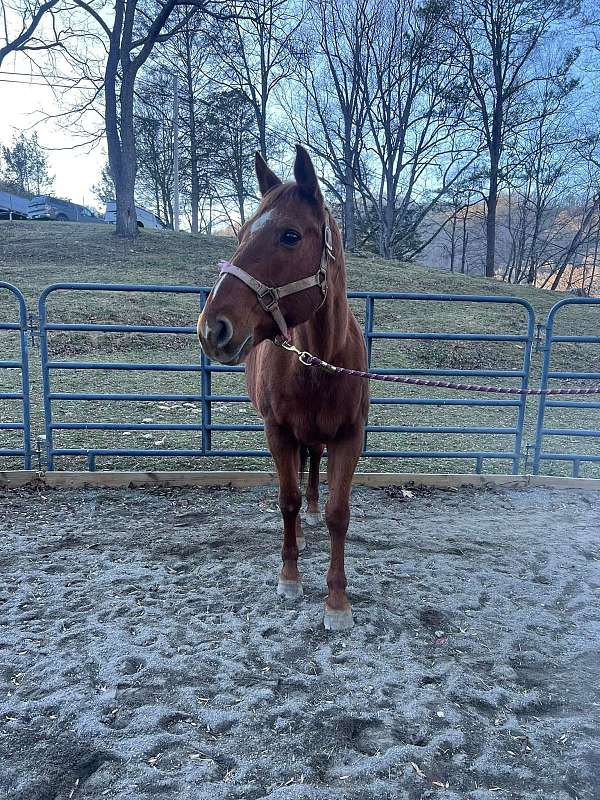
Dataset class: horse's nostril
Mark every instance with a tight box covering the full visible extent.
[214,317,233,348]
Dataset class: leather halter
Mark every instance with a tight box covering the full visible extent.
[216,221,335,339]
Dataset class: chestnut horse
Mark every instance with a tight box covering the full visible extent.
[198,146,368,630]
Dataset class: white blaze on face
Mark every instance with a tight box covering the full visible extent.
[204,272,227,337]
[250,209,273,235]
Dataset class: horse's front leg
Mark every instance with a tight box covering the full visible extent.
[266,424,303,600]
[323,429,363,630]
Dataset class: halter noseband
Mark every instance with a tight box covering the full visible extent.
[216,221,335,339]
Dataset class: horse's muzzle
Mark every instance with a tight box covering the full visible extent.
[197,313,253,364]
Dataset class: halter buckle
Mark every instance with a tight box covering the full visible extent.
[317,267,328,298]
[257,287,280,311]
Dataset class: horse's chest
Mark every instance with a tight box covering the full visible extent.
[260,372,361,443]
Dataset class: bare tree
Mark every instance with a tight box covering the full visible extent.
[200,90,259,224]
[79,0,231,237]
[450,0,580,277]
[540,191,600,289]
[206,0,305,159]
[354,0,479,260]
[0,0,60,66]
[135,72,175,226]
[148,9,213,232]
[288,0,372,250]
[3,0,231,237]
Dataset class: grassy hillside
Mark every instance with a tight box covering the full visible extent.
[1,220,598,476]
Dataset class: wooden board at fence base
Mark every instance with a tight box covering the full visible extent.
[1,470,600,491]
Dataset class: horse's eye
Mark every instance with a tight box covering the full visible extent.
[280,230,301,246]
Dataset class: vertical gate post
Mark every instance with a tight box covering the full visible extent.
[532,311,553,475]
[37,287,54,470]
[199,289,212,455]
[364,295,375,368]
[513,306,535,475]
[0,282,32,469]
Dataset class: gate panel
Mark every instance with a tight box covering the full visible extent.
[0,282,31,469]
[533,297,600,477]
[39,283,223,471]
[39,283,535,474]
[359,293,535,474]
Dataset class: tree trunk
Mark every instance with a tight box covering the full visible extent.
[343,179,356,251]
[114,173,137,236]
[379,172,395,259]
[485,170,498,278]
[449,212,457,272]
[185,26,199,234]
[460,199,469,274]
[189,124,200,234]
[484,96,503,278]
[104,17,138,239]
[115,75,138,238]
[342,132,356,250]
[378,202,393,259]
[237,187,246,225]
[590,222,600,294]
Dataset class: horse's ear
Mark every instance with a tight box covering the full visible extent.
[255,152,282,196]
[294,144,322,204]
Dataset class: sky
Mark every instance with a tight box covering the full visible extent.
[0,54,106,209]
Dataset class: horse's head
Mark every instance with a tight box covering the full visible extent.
[197,145,333,364]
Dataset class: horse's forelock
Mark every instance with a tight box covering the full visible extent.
[258,183,324,224]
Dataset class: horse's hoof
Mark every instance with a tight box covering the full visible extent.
[304,511,322,527]
[297,535,306,552]
[323,604,354,631]
[277,579,303,600]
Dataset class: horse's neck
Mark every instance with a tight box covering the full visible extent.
[294,253,350,362]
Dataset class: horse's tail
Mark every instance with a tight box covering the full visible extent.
[299,444,309,485]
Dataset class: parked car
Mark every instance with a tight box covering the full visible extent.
[0,190,30,220]
[27,195,105,223]
[104,201,167,230]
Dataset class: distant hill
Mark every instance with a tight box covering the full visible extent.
[417,195,600,297]
[0,219,576,311]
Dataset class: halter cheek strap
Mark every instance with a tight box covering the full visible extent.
[216,222,334,339]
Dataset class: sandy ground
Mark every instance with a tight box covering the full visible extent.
[0,484,599,800]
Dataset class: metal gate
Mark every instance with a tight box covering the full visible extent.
[38,282,211,471]
[0,282,31,469]
[37,283,535,473]
[360,292,534,473]
[533,297,600,477]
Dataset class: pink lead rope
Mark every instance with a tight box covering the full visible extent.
[277,339,600,396]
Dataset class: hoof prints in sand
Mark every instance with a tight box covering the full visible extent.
[0,485,599,799]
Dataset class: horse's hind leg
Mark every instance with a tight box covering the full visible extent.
[267,425,303,600]
[305,445,324,527]
[323,430,362,631]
